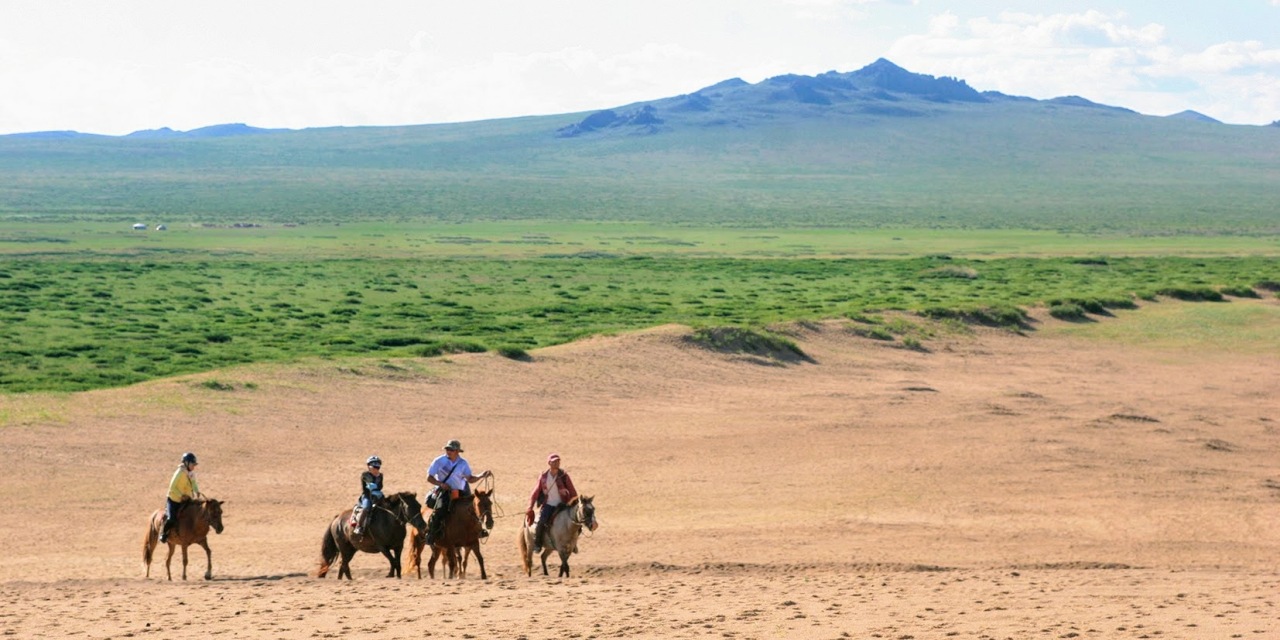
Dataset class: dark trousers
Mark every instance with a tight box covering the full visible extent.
[427,491,457,541]
[162,498,182,537]
[535,503,559,547]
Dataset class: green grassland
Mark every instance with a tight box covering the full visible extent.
[3,221,1280,260]
[2,247,1276,392]
[2,100,1279,233]
[2,96,1279,393]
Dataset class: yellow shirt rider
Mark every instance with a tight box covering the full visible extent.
[161,452,201,542]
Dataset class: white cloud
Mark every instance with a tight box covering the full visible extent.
[887,10,1280,124]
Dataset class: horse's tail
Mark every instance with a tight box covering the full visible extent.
[406,523,423,578]
[316,519,340,578]
[143,512,159,569]
[518,522,532,576]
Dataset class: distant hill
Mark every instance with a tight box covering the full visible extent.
[1165,110,1222,124]
[555,59,1138,137]
[0,58,1277,234]
[125,123,288,139]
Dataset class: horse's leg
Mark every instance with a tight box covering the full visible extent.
[427,546,439,580]
[379,546,397,578]
[165,543,176,581]
[471,543,487,580]
[540,548,551,576]
[558,549,571,578]
[180,544,190,580]
[339,546,356,580]
[199,539,213,580]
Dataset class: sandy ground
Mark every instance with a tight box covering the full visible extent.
[1,304,1277,639]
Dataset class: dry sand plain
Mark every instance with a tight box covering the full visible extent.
[1,303,1277,639]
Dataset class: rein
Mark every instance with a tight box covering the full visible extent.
[373,498,412,524]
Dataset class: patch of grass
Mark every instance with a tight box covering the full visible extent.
[1219,285,1260,298]
[1043,298,1280,356]
[1048,303,1089,321]
[196,379,236,391]
[686,326,812,363]
[496,346,530,361]
[1156,287,1224,302]
[848,324,895,341]
[919,304,1028,328]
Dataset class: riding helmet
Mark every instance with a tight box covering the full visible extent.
[366,455,382,467]
[181,452,198,465]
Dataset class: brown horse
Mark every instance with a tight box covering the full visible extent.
[519,495,596,577]
[317,491,424,580]
[143,498,225,580]
[407,489,493,579]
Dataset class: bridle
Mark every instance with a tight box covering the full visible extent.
[570,501,595,532]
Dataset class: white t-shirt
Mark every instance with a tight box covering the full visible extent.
[427,454,472,492]
[544,472,562,507]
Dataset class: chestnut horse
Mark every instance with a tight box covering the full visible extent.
[407,489,494,579]
[519,495,597,577]
[317,491,425,580]
[143,498,225,580]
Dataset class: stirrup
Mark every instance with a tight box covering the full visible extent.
[479,529,489,538]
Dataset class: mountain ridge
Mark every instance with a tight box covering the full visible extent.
[2,58,1270,139]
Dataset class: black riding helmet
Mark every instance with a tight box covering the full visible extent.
[181,452,198,465]
[366,455,382,468]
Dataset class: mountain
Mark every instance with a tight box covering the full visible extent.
[1165,110,1221,124]
[555,58,1137,137]
[125,123,288,139]
[0,59,1277,234]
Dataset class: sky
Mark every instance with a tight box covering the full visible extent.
[2,0,1278,135]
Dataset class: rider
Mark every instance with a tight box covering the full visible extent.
[160,452,201,543]
[424,439,491,546]
[352,455,384,535]
[526,452,578,554]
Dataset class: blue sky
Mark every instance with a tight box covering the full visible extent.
[1,0,1277,135]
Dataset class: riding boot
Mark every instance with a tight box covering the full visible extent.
[532,518,550,553]
[159,519,170,543]
[425,507,445,546]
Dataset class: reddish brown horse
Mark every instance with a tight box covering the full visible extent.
[143,498,225,580]
[407,489,493,579]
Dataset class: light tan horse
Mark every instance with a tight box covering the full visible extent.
[143,498,225,580]
[519,495,596,577]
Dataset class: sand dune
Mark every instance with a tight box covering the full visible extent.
[1,307,1277,638]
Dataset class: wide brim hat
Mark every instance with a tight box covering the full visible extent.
[443,439,464,452]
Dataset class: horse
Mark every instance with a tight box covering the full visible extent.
[519,495,597,577]
[317,491,425,580]
[407,489,494,579]
[142,497,225,580]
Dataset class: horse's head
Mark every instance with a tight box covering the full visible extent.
[392,492,427,531]
[475,489,495,531]
[576,495,598,532]
[204,498,225,535]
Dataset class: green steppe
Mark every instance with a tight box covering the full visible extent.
[2,99,1278,393]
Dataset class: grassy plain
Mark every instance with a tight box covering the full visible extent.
[4,220,1280,259]
[2,218,1277,393]
[2,100,1279,393]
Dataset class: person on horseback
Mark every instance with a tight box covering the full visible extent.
[424,439,491,546]
[160,452,201,543]
[526,452,578,554]
[352,455,384,535]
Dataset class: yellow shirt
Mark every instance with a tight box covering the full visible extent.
[167,466,199,502]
